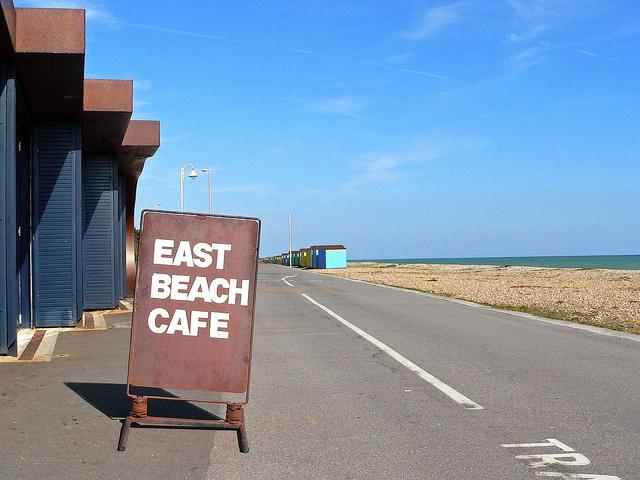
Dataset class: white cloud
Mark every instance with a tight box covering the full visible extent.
[507,23,550,43]
[387,51,416,65]
[503,2,621,71]
[511,41,551,71]
[69,12,453,81]
[505,0,605,43]
[505,0,551,21]
[134,79,152,92]
[339,139,483,194]
[344,155,404,190]
[310,97,369,117]
[505,0,555,48]
[132,80,152,114]
[402,2,470,40]
[133,98,151,109]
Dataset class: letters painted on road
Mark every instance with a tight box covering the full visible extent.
[516,453,590,469]
[536,474,621,479]
[502,438,620,480]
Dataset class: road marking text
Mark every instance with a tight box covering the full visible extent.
[502,438,619,479]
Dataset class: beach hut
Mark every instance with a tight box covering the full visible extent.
[310,245,347,269]
[291,250,300,267]
[300,248,312,268]
[311,247,320,268]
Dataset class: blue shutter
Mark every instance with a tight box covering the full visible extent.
[83,155,117,309]
[0,63,18,353]
[32,124,82,327]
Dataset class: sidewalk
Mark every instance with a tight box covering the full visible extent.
[0,311,218,480]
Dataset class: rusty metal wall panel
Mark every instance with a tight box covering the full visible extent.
[127,211,260,396]
[115,173,126,300]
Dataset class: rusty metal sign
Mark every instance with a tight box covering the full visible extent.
[118,210,260,452]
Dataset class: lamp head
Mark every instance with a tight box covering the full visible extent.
[188,167,198,179]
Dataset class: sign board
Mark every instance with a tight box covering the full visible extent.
[126,211,260,396]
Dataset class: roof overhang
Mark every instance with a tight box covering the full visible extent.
[310,245,347,250]
[83,79,133,153]
[118,120,160,179]
[15,8,85,121]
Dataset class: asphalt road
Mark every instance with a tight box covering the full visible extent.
[221,264,638,479]
[2,263,638,479]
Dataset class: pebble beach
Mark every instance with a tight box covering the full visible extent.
[319,262,640,334]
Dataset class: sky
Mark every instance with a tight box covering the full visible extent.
[20,0,640,259]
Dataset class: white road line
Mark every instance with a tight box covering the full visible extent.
[301,293,484,410]
[281,274,298,287]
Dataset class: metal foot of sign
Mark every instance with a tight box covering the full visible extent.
[117,397,249,453]
[117,211,260,453]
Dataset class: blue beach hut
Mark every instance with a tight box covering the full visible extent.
[310,245,347,269]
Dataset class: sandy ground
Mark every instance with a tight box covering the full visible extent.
[318,262,640,334]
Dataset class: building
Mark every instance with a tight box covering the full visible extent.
[0,4,160,355]
[310,245,347,269]
[300,248,312,268]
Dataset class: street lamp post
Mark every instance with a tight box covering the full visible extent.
[155,202,161,210]
[180,163,198,212]
[201,168,212,214]
[288,212,292,269]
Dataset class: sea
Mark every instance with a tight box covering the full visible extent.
[352,255,640,270]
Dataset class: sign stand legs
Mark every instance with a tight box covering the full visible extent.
[117,416,133,451]
[117,396,249,453]
[226,403,249,453]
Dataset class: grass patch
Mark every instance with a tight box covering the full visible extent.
[478,303,639,334]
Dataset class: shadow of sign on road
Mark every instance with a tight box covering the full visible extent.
[65,382,223,423]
